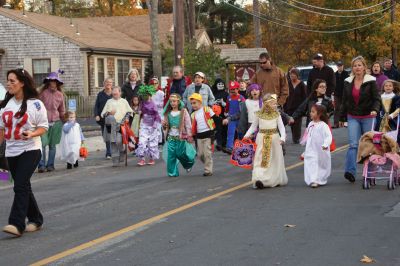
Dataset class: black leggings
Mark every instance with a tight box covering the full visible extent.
[7,150,42,232]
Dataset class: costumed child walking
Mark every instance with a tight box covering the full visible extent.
[238,83,262,136]
[130,95,141,137]
[60,111,85,169]
[244,94,288,189]
[376,79,400,133]
[136,85,161,166]
[190,93,216,176]
[101,87,133,167]
[150,77,166,145]
[302,105,333,188]
[211,78,229,151]
[223,81,246,154]
[162,93,196,177]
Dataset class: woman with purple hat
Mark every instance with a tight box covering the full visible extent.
[37,70,66,173]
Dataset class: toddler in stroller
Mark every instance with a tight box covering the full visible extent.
[357,117,400,190]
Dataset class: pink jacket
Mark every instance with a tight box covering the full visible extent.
[39,89,65,123]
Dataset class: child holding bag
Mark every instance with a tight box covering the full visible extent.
[60,111,85,169]
[244,94,288,189]
[162,93,195,177]
[301,104,332,188]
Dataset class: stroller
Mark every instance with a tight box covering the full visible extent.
[358,117,400,190]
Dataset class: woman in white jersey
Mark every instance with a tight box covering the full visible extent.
[1,69,48,237]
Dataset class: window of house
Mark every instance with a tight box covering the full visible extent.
[97,58,105,87]
[117,59,130,86]
[32,59,51,86]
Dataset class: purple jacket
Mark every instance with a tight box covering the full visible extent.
[372,73,388,93]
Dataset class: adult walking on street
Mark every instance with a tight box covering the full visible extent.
[307,53,336,96]
[333,61,349,128]
[339,56,381,183]
[94,78,113,158]
[1,69,48,237]
[250,52,288,107]
[371,62,389,92]
[121,68,142,104]
[38,71,65,173]
[284,68,307,143]
[165,66,192,100]
[383,58,400,82]
[183,72,215,113]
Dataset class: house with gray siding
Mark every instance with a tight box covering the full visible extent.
[0,8,183,96]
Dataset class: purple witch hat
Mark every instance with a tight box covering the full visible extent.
[43,69,64,85]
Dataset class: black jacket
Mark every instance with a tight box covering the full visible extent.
[307,65,336,96]
[384,67,400,81]
[292,95,334,120]
[339,75,381,122]
[334,70,349,98]
[121,81,142,104]
[284,80,307,115]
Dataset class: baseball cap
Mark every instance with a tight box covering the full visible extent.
[229,81,240,90]
[189,93,203,103]
[313,53,323,60]
[194,72,205,79]
[337,60,344,66]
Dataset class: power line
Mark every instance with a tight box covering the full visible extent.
[289,0,390,13]
[224,2,388,33]
[277,0,392,18]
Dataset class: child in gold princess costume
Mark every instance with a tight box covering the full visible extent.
[244,93,288,189]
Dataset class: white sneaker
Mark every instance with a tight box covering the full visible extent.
[25,223,42,232]
[2,225,21,237]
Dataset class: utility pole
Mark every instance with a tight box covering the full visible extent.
[188,0,196,40]
[253,0,262,48]
[146,0,162,78]
[391,0,397,66]
[173,0,185,67]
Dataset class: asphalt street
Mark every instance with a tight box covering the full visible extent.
[0,126,399,266]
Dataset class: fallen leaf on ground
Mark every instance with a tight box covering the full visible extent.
[360,255,375,263]
[284,224,296,228]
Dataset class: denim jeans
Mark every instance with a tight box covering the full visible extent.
[101,124,112,157]
[345,116,375,177]
[8,150,43,232]
[38,145,56,169]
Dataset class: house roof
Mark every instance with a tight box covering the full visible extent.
[0,8,177,55]
[220,48,268,64]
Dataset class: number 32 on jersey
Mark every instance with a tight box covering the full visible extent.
[2,111,28,140]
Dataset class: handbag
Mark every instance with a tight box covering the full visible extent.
[230,138,257,169]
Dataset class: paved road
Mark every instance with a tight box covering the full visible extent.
[0,127,399,266]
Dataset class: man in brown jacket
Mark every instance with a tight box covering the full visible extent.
[250,52,289,107]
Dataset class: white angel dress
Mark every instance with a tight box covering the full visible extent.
[302,121,332,186]
[244,110,288,187]
[60,122,84,164]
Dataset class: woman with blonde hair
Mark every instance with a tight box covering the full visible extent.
[339,56,381,183]
[121,68,142,104]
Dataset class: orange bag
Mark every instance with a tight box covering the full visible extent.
[79,146,88,158]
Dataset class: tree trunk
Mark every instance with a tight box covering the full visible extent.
[108,0,114,16]
[146,0,163,78]
[188,0,195,40]
[226,16,233,44]
[253,0,261,47]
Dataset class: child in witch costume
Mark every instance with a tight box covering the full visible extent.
[136,85,161,166]
[223,81,246,154]
[190,93,216,176]
[211,78,229,151]
[162,93,196,177]
[244,94,288,189]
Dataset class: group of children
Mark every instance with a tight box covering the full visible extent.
[57,74,337,190]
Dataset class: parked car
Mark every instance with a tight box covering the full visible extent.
[296,64,338,85]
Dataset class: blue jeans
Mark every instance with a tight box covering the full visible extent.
[227,120,239,149]
[105,141,111,157]
[345,116,375,177]
[38,145,56,169]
